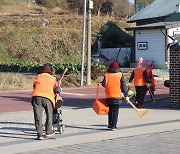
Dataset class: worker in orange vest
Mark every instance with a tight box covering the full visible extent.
[145,60,155,97]
[31,64,60,140]
[128,58,151,109]
[101,61,129,131]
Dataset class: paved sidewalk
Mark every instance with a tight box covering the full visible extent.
[1,82,178,154]
[1,98,180,154]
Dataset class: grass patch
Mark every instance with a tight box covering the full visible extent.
[0,73,34,90]
[0,73,82,91]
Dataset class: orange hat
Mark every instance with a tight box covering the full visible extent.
[109,61,119,69]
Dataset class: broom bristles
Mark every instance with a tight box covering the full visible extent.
[137,109,148,118]
[126,100,148,118]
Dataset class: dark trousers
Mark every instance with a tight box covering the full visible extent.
[32,96,53,136]
[135,86,147,105]
[107,98,121,128]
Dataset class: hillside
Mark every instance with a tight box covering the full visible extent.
[0,1,134,90]
[0,0,133,64]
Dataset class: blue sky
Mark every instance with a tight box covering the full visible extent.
[129,0,134,3]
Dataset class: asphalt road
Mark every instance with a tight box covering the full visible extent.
[0,82,169,113]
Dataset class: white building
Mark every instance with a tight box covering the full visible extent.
[126,0,180,68]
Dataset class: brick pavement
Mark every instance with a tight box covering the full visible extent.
[23,129,180,154]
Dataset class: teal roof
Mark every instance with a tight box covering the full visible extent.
[126,21,180,31]
[128,0,180,22]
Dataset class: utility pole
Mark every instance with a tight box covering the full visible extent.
[80,0,87,87]
[86,0,93,86]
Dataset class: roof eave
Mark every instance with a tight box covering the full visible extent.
[127,15,169,23]
[125,25,165,31]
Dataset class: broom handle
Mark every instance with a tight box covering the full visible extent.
[147,84,153,96]
[126,100,138,112]
[59,68,68,86]
[146,84,157,104]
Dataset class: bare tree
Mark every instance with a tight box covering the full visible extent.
[92,0,107,16]
[128,3,135,17]
[92,0,134,17]
[111,0,134,18]
[67,0,84,15]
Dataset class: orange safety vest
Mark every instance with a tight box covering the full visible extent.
[146,68,155,87]
[134,67,146,86]
[105,72,122,98]
[32,73,56,107]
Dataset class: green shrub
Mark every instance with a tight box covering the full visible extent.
[91,62,106,80]
[0,62,82,75]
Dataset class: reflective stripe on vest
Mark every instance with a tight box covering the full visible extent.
[105,72,122,98]
[134,67,146,86]
[32,73,56,107]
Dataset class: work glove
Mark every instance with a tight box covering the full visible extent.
[59,87,62,93]
[146,83,152,88]
[125,96,130,103]
[54,86,62,94]
[127,83,131,90]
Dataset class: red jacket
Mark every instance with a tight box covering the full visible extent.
[146,68,155,87]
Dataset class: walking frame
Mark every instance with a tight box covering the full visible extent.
[53,68,68,133]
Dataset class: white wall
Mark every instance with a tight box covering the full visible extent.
[168,27,180,42]
[164,26,180,68]
[135,29,166,68]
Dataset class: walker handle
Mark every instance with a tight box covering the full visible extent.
[96,82,101,100]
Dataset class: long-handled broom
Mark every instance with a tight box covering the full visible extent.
[59,68,68,84]
[55,68,68,109]
[126,100,148,118]
[146,84,157,106]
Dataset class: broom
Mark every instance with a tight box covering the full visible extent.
[146,84,157,106]
[55,68,68,109]
[126,99,148,118]
[58,68,68,86]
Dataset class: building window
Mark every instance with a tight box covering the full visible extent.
[137,42,148,50]
[173,31,180,36]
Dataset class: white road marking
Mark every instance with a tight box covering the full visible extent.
[61,92,104,96]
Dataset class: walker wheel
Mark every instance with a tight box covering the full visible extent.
[58,124,65,134]
[62,124,65,130]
